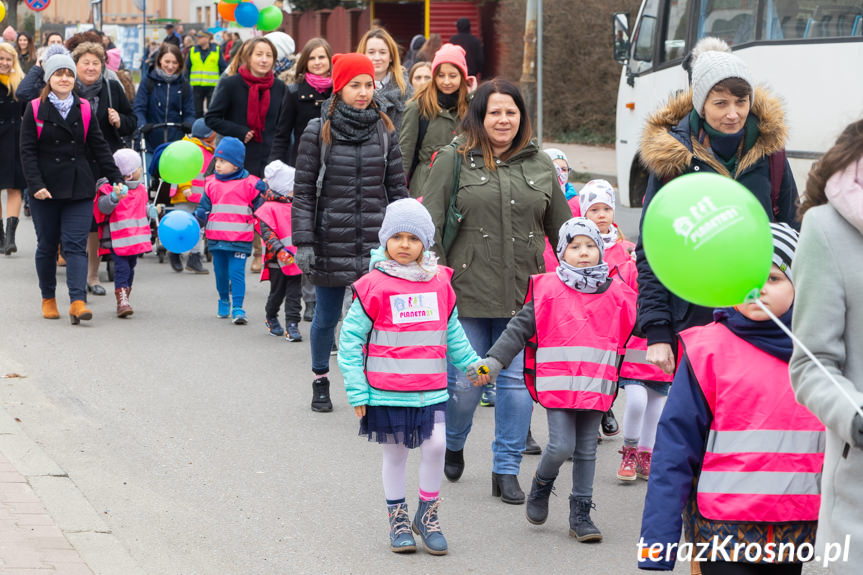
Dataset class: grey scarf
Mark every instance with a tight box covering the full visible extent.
[153,68,180,84]
[555,217,609,293]
[329,100,380,143]
[75,77,103,106]
[375,253,439,282]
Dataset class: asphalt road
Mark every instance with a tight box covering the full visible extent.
[0,211,828,575]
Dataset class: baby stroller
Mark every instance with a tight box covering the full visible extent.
[140,125,211,265]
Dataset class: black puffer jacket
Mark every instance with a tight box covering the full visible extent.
[292,117,409,287]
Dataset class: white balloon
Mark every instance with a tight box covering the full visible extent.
[252,0,274,9]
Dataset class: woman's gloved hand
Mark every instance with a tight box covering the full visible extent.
[295,245,315,274]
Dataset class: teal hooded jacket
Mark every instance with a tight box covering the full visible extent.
[338,246,482,408]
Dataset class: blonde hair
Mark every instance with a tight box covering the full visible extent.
[411,63,469,121]
[356,28,406,95]
[0,43,24,98]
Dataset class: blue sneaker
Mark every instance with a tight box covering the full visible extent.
[266,317,284,337]
[217,300,230,318]
[412,498,447,555]
[231,308,248,325]
[387,503,416,553]
[286,322,303,342]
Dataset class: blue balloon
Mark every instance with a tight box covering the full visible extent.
[234,2,259,27]
[158,210,201,254]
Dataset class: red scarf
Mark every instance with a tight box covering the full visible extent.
[238,65,273,143]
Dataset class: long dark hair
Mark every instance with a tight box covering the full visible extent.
[294,37,332,84]
[17,32,36,61]
[460,78,532,170]
[799,118,863,220]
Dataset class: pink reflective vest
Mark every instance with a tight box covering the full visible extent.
[255,200,301,280]
[352,267,456,392]
[94,183,152,256]
[524,273,636,410]
[171,142,213,204]
[204,176,259,242]
[681,323,825,523]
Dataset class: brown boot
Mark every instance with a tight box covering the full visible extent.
[41,298,60,319]
[68,300,93,325]
[115,288,133,318]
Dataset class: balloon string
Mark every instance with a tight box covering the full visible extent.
[754,298,863,420]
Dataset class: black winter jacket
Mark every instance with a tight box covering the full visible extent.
[20,95,124,201]
[269,79,332,166]
[291,117,409,287]
[0,83,26,189]
[635,88,798,345]
[204,74,286,178]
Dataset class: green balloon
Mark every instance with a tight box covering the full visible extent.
[257,6,283,31]
[223,0,241,4]
[641,172,773,308]
[159,140,205,185]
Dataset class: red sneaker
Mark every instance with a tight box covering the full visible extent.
[617,446,638,481]
[636,450,652,480]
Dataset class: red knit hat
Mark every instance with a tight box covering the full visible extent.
[332,53,375,93]
[431,43,468,79]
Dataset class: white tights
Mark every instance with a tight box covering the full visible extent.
[622,384,667,450]
[381,421,446,501]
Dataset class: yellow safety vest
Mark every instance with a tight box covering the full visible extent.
[189,46,220,87]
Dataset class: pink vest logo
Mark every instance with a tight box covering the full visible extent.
[390,292,440,324]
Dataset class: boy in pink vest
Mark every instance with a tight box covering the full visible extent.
[481,217,637,543]
[255,160,303,341]
[94,149,158,318]
[194,137,268,324]
[638,223,824,573]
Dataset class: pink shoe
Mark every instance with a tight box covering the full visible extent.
[617,446,638,481]
[636,450,652,480]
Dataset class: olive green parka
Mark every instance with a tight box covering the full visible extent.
[399,99,460,197]
[423,136,572,318]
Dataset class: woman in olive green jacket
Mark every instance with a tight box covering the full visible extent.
[399,43,473,198]
[423,78,571,504]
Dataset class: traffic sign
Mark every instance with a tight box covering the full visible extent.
[25,0,51,12]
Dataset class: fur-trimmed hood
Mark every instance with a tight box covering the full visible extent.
[639,87,787,180]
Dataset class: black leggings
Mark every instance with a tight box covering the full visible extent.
[701,562,802,575]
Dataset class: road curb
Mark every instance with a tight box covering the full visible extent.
[0,362,145,575]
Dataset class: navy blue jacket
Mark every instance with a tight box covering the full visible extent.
[134,67,195,151]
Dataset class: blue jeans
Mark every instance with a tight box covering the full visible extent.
[212,250,247,309]
[30,197,92,301]
[446,316,531,475]
[310,285,347,375]
[110,251,138,289]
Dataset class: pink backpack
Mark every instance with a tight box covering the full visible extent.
[31,97,91,140]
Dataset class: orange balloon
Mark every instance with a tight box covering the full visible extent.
[218,2,237,21]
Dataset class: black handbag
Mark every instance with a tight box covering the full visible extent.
[440,145,463,253]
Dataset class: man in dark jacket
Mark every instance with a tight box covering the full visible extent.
[449,18,483,77]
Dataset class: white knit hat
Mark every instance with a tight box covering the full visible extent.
[379,198,435,250]
[543,147,570,169]
[579,179,616,213]
[691,48,753,117]
[264,160,296,196]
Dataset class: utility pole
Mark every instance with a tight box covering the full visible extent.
[520,0,543,144]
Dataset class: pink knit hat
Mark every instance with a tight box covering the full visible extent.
[106,48,122,72]
[2,26,17,44]
[431,43,468,79]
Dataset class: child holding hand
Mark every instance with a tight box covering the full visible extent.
[194,136,268,324]
[480,218,636,542]
[337,199,489,556]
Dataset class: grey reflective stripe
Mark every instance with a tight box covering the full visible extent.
[623,348,649,365]
[191,184,205,194]
[536,346,617,367]
[366,356,447,375]
[206,221,254,232]
[369,330,447,348]
[279,235,292,246]
[211,205,252,215]
[111,233,152,248]
[110,218,149,231]
[706,429,825,454]
[535,375,616,395]
[698,470,821,495]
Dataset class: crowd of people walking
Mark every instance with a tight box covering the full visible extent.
[1,22,862,573]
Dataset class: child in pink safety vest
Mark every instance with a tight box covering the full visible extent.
[337,199,490,556]
[94,149,158,318]
[193,136,268,324]
[255,160,303,342]
[639,223,824,574]
[481,217,637,543]
[580,179,673,483]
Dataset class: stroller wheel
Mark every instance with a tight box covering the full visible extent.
[158,250,166,263]
[106,258,115,281]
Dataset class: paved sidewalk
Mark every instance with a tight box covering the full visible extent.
[544,142,617,183]
[0,452,92,574]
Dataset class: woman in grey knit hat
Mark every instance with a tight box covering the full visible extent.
[634,37,799,378]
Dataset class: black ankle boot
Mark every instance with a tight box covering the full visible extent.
[526,472,555,524]
[311,376,332,412]
[443,448,464,482]
[601,408,620,436]
[4,217,17,255]
[491,472,525,504]
[522,428,542,455]
[569,496,602,542]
